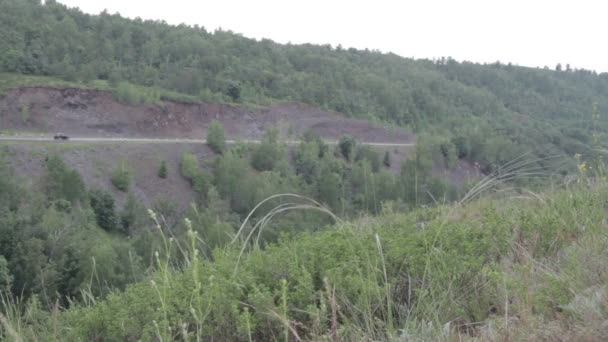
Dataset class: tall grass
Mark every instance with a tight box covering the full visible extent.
[3,157,608,341]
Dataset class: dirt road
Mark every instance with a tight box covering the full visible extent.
[0,136,415,147]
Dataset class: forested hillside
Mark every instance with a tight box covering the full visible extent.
[2,0,608,173]
[2,147,608,340]
[3,0,608,340]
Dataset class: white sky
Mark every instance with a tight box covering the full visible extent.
[57,0,608,72]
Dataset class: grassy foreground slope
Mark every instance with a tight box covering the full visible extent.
[3,175,607,341]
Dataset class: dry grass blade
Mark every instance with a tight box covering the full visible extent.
[233,194,340,276]
[231,193,337,244]
[0,311,22,342]
[265,310,303,342]
[459,154,566,205]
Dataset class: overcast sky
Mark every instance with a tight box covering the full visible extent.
[57,0,608,72]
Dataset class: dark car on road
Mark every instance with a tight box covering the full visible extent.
[54,133,69,140]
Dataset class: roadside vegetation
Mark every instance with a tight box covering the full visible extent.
[1,0,608,176]
[111,160,133,192]
[206,120,226,154]
[1,140,607,340]
[1,0,608,340]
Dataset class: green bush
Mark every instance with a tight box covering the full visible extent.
[440,141,458,169]
[355,146,381,172]
[112,82,160,105]
[158,160,168,179]
[181,151,208,198]
[45,155,87,204]
[338,134,356,161]
[111,161,133,192]
[0,255,12,289]
[112,82,140,105]
[383,151,391,167]
[180,151,200,181]
[251,128,284,171]
[207,120,226,154]
[89,189,118,232]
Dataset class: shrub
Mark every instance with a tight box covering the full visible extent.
[0,255,12,289]
[20,103,30,122]
[113,82,140,105]
[180,151,200,181]
[339,134,356,161]
[383,151,391,167]
[89,189,119,232]
[120,194,144,234]
[226,81,241,102]
[355,146,381,172]
[251,128,283,171]
[45,155,87,204]
[440,141,458,169]
[112,82,159,105]
[207,120,226,154]
[111,161,132,192]
[295,140,322,184]
[158,160,168,179]
[181,151,208,198]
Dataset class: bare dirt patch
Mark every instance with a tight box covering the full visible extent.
[0,87,414,144]
[2,142,214,210]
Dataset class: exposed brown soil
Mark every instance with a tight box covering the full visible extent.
[0,87,485,211]
[2,142,212,210]
[0,87,416,211]
[432,159,483,188]
[0,87,413,144]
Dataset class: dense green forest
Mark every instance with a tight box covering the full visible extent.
[2,0,608,174]
[2,0,608,340]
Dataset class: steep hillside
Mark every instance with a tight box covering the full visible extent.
[1,141,208,209]
[3,177,607,341]
[2,0,607,125]
[0,86,411,143]
[1,0,607,174]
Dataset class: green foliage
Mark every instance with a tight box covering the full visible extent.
[383,151,391,167]
[4,1,608,337]
[295,139,323,184]
[180,151,200,181]
[157,160,168,179]
[0,0,607,174]
[214,150,251,214]
[120,193,145,234]
[439,141,457,169]
[181,151,208,198]
[3,138,608,340]
[45,155,86,204]
[226,81,241,102]
[0,0,607,151]
[6,182,605,341]
[111,161,133,192]
[251,128,284,171]
[19,103,30,122]
[207,120,226,154]
[0,151,21,213]
[185,187,235,255]
[112,82,141,105]
[89,189,119,233]
[0,255,12,289]
[355,146,381,172]
[112,82,160,105]
[338,134,356,161]
[317,161,343,211]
